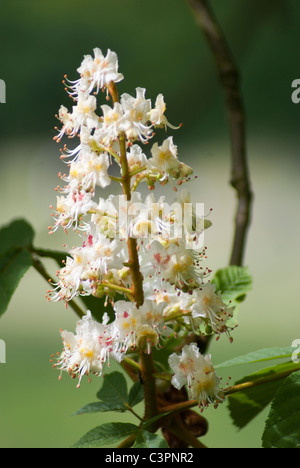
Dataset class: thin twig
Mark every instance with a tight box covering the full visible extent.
[186,0,253,266]
[224,365,300,396]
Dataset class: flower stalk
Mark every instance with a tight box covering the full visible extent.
[108,81,145,308]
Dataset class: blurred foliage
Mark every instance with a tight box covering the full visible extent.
[0,0,300,142]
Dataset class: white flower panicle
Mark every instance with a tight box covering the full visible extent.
[50,48,235,401]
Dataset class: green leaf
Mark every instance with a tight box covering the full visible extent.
[0,219,35,255]
[228,361,298,429]
[0,219,35,318]
[262,371,300,448]
[96,371,128,411]
[74,372,141,417]
[73,422,139,448]
[133,430,169,448]
[216,347,294,369]
[0,249,32,318]
[128,381,144,408]
[211,266,252,305]
[73,401,124,416]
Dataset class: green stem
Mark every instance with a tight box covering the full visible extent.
[109,175,123,183]
[116,433,137,449]
[129,165,148,178]
[123,356,142,373]
[225,365,300,396]
[153,372,172,382]
[100,281,133,296]
[124,404,144,422]
[131,172,161,192]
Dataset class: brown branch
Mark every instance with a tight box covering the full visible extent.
[186,0,253,266]
[164,413,207,448]
[140,351,159,423]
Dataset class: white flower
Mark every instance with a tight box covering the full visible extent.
[100,102,125,144]
[68,150,111,190]
[50,191,96,232]
[71,91,99,132]
[120,87,153,142]
[88,234,125,273]
[55,92,99,142]
[140,239,201,287]
[168,343,223,408]
[143,277,187,320]
[169,342,201,389]
[127,194,164,239]
[91,196,119,238]
[77,48,124,94]
[190,283,235,337]
[113,300,170,354]
[149,137,177,177]
[148,94,180,130]
[125,144,148,186]
[50,234,126,302]
[149,137,193,181]
[56,311,120,387]
[55,106,74,142]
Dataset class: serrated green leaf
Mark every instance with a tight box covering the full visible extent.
[128,381,144,408]
[262,371,300,448]
[216,347,294,369]
[73,401,125,416]
[96,371,128,411]
[73,422,139,448]
[133,430,169,448]
[0,248,32,317]
[211,266,252,305]
[228,361,298,429]
[0,219,34,255]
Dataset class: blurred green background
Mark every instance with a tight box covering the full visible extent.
[1,0,300,448]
